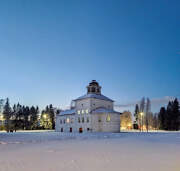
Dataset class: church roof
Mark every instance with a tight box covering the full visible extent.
[91,107,120,114]
[59,109,76,116]
[73,93,114,102]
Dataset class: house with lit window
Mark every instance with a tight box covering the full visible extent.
[55,80,121,133]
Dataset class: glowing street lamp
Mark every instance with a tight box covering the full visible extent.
[0,114,4,120]
[43,114,47,119]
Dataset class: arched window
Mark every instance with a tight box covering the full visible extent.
[91,87,95,92]
[78,117,80,123]
[66,118,70,123]
[82,117,84,123]
[106,115,111,122]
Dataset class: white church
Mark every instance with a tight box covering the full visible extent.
[55,80,121,133]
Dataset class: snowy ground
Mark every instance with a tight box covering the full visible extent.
[0,131,180,171]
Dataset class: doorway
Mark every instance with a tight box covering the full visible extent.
[79,127,83,133]
[70,127,72,132]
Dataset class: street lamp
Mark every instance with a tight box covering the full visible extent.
[140,112,144,132]
[43,114,47,119]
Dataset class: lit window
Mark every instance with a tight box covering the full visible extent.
[86,109,89,114]
[106,115,111,122]
[81,110,84,114]
[66,118,70,123]
[77,110,81,114]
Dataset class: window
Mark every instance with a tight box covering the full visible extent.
[106,115,111,122]
[63,119,65,124]
[81,110,84,114]
[87,117,89,123]
[82,117,84,123]
[61,128,63,132]
[77,110,81,115]
[66,117,70,123]
[98,119,101,122]
[86,109,89,114]
[92,87,95,92]
[78,117,80,123]
[60,120,62,124]
[71,118,73,123]
[87,128,90,131]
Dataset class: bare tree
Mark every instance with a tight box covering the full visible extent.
[140,97,145,131]
[145,98,151,132]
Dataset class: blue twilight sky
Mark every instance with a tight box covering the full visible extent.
[0,0,180,112]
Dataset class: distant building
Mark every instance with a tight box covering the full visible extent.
[120,111,133,130]
[55,80,121,133]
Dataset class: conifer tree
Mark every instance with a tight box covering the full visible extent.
[3,98,12,132]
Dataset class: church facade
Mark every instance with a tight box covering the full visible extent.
[55,80,120,133]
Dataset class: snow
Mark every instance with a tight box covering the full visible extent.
[0,131,180,171]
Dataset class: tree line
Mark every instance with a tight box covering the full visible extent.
[1,98,58,132]
[158,98,180,131]
[134,97,180,131]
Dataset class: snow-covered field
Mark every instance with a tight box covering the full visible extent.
[0,131,180,171]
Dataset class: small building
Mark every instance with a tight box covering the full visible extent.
[55,80,121,133]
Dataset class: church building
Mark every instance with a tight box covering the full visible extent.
[55,80,121,133]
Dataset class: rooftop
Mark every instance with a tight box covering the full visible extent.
[91,107,120,114]
[59,109,76,116]
[73,93,114,102]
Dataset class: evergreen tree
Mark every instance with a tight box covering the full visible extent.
[3,98,12,132]
[171,98,180,130]
[158,107,166,130]
[134,104,139,123]
[30,106,38,129]
[49,104,55,129]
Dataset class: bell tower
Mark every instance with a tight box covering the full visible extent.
[86,80,101,94]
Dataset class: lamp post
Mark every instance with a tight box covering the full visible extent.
[140,112,144,132]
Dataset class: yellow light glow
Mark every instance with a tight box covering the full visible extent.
[106,115,111,122]
[86,109,89,114]
[77,110,81,114]
[66,118,70,123]
[140,112,144,116]
[0,114,4,120]
[43,114,47,119]
[81,110,84,114]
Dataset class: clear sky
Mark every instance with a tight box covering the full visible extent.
[0,0,179,112]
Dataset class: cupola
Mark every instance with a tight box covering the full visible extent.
[86,80,101,94]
